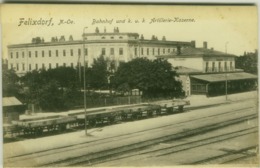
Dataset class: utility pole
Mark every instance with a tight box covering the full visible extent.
[83,27,88,136]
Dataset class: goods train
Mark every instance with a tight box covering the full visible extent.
[5,99,190,136]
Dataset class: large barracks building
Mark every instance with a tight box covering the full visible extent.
[7,27,192,75]
[7,27,257,96]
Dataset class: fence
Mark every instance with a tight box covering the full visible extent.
[74,96,142,109]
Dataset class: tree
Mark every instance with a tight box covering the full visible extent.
[87,55,109,89]
[2,68,22,98]
[21,67,81,111]
[112,58,184,98]
[235,51,258,74]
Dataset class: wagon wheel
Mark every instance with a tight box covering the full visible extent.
[109,116,115,124]
[121,113,127,121]
[178,105,184,112]
[131,113,138,120]
[167,107,174,114]
[147,110,153,118]
[88,119,97,128]
[156,109,161,115]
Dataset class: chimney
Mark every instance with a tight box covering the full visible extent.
[203,41,208,49]
[191,40,196,48]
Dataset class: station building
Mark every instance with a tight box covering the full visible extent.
[7,27,193,76]
[157,43,258,97]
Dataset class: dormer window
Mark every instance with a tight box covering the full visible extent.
[111,36,114,39]
[119,36,123,39]
[101,36,106,39]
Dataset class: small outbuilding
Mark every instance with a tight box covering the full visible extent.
[2,97,25,124]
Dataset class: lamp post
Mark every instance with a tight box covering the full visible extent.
[225,41,229,101]
[83,27,88,136]
[225,73,228,101]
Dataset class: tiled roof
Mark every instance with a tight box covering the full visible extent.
[157,47,236,58]
[2,97,23,107]
[175,66,202,74]
[191,72,257,82]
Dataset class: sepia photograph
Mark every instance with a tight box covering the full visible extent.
[0,4,259,167]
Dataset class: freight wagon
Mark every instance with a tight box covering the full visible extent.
[6,99,190,136]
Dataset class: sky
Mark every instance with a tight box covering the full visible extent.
[0,4,258,58]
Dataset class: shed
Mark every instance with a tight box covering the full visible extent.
[2,97,25,124]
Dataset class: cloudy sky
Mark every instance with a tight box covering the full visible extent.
[0,4,258,58]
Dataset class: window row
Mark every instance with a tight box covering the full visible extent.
[205,61,234,72]
[101,48,124,55]
[10,48,88,59]
[101,36,123,40]
[10,62,78,71]
[136,47,175,56]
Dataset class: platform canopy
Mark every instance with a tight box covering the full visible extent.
[190,72,257,82]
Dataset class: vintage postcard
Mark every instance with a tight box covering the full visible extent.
[1,4,259,167]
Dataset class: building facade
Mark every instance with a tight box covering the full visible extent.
[157,44,257,96]
[7,27,193,76]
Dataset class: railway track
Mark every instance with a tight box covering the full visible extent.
[56,117,258,167]
[190,146,258,165]
[93,126,258,166]
[5,105,257,167]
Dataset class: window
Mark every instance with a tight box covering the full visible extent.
[119,48,123,55]
[10,64,13,69]
[78,49,81,56]
[29,51,31,58]
[158,48,160,55]
[218,62,221,71]
[11,52,13,59]
[49,50,51,57]
[56,50,58,57]
[135,48,137,56]
[168,48,170,53]
[16,52,19,58]
[56,63,59,68]
[16,64,19,70]
[153,48,155,55]
[35,64,38,70]
[63,50,66,56]
[63,63,66,67]
[49,63,52,69]
[224,62,227,71]
[230,62,233,70]
[35,51,38,57]
[163,49,165,54]
[42,51,44,57]
[71,63,74,68]
[212,62,215,72]
[101,36,106,39]
[22,63,25,71]
[70,49,73,56]
[141,48,144,55]
[29,64,31,71]
[42,64,45,69]
[102,48,106,55]
[84,48,88,56]
[119,36,123,39]
[111,36,114,39]
[205,62,209,72]
[110,48,114,55]
[22,52,25,58]
[147,48,149,55]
